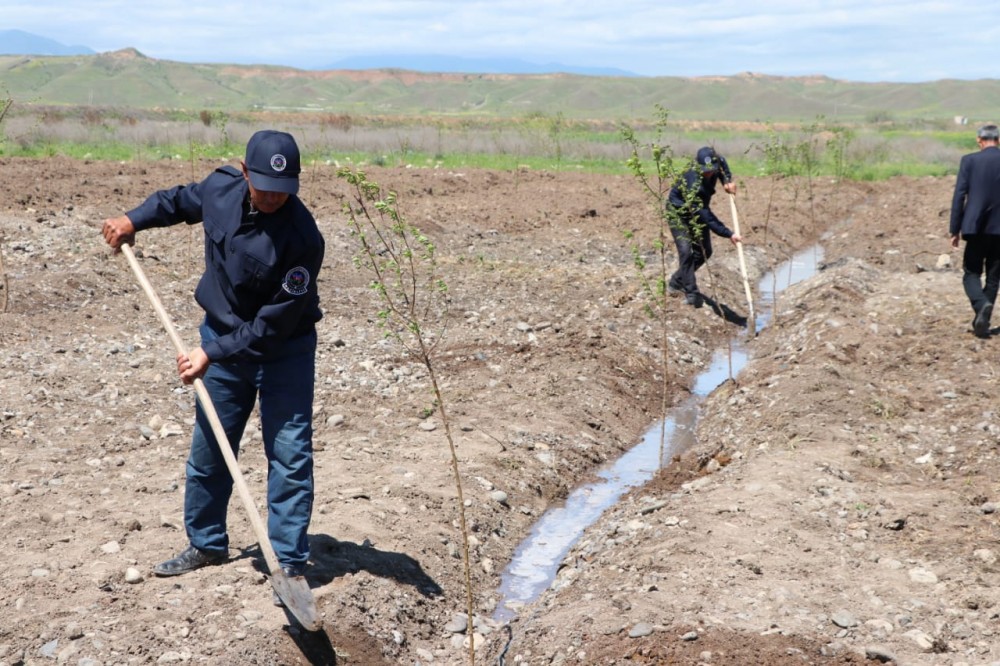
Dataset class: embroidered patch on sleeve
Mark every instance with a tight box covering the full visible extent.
[282,266,310,296]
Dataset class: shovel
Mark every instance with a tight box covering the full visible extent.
[728,193,756,333]
[120,243,322,632]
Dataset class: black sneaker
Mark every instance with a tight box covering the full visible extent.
[685,292,704,309]
[152,545,228,577]
[667,280,683,295]
[974,303,993,338]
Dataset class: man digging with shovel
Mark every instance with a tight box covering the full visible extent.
[666,146,742,309]
[101,130,324,622]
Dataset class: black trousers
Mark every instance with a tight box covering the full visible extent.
[962,234,1000,313]
[668,219,713,296]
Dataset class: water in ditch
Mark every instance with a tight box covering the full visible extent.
[493,245,824,622]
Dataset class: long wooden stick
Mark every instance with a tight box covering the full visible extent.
[120,243,321,631]
[728,193,756,333]
[0,233,8,314]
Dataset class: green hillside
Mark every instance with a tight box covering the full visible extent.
[3,49,999,123]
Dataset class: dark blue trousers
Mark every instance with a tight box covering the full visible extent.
[184,320,316,569]
[668,220,713,296]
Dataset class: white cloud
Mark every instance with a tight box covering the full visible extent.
[1,0,998,81]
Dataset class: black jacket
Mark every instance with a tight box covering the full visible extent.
[950,145,1000,237]
[128,166,324,362]
[667,156,734,238]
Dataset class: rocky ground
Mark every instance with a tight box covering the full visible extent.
[0,157,997,666]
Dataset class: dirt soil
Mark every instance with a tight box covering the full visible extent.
[0,157,997,666]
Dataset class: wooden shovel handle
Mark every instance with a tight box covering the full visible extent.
[121,243,322,631]
[120,243,282,575]
[728,193,757,332]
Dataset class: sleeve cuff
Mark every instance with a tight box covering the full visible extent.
[202,339,225,363]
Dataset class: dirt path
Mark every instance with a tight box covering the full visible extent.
[1,158,995,666]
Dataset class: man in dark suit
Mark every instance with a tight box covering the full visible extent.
[950,124,1000,338]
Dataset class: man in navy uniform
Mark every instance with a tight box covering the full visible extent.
[666,146,742,308]
[950,123,1000,338]
[102,130,324,580]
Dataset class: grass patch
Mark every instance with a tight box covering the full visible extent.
[0,106,974,181]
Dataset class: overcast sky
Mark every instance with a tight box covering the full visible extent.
[2,0,997,82]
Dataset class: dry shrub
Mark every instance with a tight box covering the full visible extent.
[320,113,353,132]
[82,108,104,126]
[41,108,65,124]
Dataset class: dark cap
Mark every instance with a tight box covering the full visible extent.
[245,130,301,194]
[977,124,999,141]
[696,146,720,173]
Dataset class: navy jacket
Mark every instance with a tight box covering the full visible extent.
[667,156,734,238]
[128,166,324,362]
[950,145,1000,237]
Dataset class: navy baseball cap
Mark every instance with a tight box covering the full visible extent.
[245,130,301,194]
[696,146,720,173]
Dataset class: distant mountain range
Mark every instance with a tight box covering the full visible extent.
[0,29,632,77]
[0,29,94,57]
[3,31,1000,123]
[323,54,636,77]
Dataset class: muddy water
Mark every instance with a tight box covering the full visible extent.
[494,245,825,622]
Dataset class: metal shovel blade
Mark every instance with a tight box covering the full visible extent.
[271,569,323,632]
